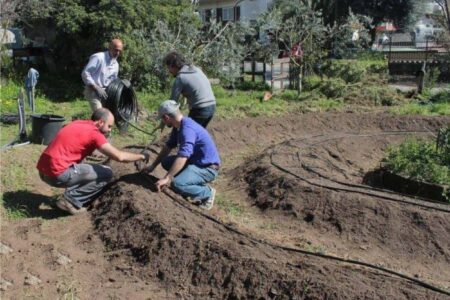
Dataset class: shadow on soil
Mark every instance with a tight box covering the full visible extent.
[2,190,67,219]
[118,173,159,192]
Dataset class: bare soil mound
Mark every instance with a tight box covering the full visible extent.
[91,173,446,299]
[231,130,450,289]
[2,111,449,299]
[91,113,450,298]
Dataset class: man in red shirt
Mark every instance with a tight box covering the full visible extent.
[37,108,149,214]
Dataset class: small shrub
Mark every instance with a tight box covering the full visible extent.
[236,80,270,91]
[320,60,365,83]
[383,137,450,188]
[429,90,450,104]
[319,78,346,98]
[425,67,440,90]
[303,75,322,92]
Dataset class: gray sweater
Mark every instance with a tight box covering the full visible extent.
[170,65,216,109]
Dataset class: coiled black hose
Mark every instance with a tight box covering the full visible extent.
[104,79,137,132]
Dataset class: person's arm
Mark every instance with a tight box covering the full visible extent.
[170,77,182,102]
[143,145,171,173]
[98,143,146,162]
[81,55,100,88]
[155,156,188,192]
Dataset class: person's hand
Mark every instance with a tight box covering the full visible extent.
[94,85,108,101]
[142,150,150,164]
[155,176,171,192]
[134,150,151,172]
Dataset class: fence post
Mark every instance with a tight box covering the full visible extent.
[270,60,274,90]
[263,62,266,83]
[251,56,256,82]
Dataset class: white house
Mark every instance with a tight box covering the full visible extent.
[196,0,272,23]
[414,1,444,44]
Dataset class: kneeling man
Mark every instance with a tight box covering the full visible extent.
[143,100,220,210]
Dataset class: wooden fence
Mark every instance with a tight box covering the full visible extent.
[242,57,300,90]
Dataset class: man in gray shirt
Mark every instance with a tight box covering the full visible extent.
[163,51,216,128]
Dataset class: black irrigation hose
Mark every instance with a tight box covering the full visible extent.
[105,79,160,136]
[105,79,138,132]
[272,131,450,213]
[156,184,450,297]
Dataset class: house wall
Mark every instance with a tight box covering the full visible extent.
[197,0,272,21]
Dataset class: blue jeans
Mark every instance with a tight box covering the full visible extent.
[40,163,113,208]
[189,104,215,128]
[161,156,218,200]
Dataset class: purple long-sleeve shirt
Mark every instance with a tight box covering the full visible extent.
[166,117,220,167]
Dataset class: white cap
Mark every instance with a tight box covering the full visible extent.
[157,100,180,119]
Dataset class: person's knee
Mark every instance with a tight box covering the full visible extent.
[97,166,113,182]
[104,167,113,181]
[171,177,186,192]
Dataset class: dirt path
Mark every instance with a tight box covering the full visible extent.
[1,112,449,299]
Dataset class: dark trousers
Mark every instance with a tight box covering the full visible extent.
[189,104,216,128]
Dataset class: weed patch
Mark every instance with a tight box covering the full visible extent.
[382,137,449,194]
[216,195,244,216]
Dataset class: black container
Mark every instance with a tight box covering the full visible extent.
[31,114,65,145]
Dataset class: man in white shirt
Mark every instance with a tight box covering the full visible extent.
[81,39,123,112]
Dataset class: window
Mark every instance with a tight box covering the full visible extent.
[222,7,234,21]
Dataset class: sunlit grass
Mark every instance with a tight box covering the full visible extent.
[391,102,450,116]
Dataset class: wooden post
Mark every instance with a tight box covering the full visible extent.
[280,61,283,89]
[270,60,274,90]
[251,56,256,82]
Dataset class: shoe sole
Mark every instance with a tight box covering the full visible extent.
[56,199,86,215]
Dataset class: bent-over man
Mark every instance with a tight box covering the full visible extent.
[37,108,149,214]
[163,51,216,128]
[143,100,220,210]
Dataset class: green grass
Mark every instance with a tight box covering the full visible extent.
[215,194,244,216]
[0,194,29,219]
[390,102,450,116]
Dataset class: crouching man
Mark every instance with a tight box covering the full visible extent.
[37,108,149,214]
[143,100,220,210]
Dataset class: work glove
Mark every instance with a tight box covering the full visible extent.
[134,150,150,172]
[94,85,108,101]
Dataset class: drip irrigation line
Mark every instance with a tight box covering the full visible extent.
[270,130,450,212]
[156,184,450,297]
[271,155,450,213]
[300,160,449,207]
[133,129,450,296]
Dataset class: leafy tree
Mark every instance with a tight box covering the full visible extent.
[10,0,195,89]
[435,0,450,32]
[258,0,372,96]
[8,0,254,91]
[146,12,254,89]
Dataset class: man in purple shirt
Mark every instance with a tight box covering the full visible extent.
[143,100,220,210]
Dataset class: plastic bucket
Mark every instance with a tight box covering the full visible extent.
[31,114,65,145]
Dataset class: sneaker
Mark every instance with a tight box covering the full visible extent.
[186,197,203,205]
[56,197,87,215]
[200,187,216,210]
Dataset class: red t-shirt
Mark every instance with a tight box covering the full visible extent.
[36,120,108,177]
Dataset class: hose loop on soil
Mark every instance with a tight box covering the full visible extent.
[274,131,450,213]
[158,185,450,297]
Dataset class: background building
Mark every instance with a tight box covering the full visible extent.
[197,0,272,23]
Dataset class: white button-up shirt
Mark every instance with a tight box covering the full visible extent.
[81,50,119,88]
